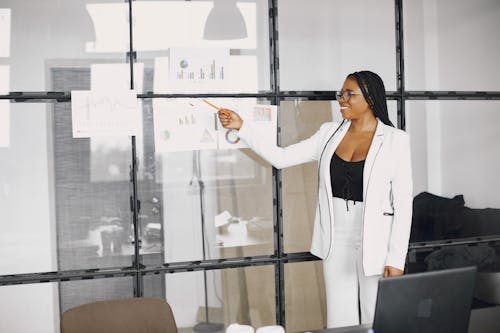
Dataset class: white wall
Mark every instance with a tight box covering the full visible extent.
[0,284,59,333]
[405,0,500,207]
[279,0,397,91]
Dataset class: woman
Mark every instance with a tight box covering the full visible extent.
[218,71,413,328]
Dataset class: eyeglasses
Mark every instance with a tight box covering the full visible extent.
[336,90,363,102]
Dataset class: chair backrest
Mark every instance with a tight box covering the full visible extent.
[61,297,178,333]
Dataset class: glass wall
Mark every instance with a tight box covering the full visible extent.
[143,265,276,331]
[132,0,271,94]
[137,98,275,265]
[404,0,500,91]
[0,277,134,333]
[2,0,500,332]
[278,0,397,91]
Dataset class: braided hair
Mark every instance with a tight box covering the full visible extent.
[348,71,394,127]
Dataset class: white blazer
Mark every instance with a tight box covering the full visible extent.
[238,118,413,276]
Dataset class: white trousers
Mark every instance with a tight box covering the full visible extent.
[323,198,381,328]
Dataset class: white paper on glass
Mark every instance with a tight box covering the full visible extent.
[217,103,277,150]
[0,100,9,147]
[0,9,10,58]
[85,3,129,53]
[154,55,258,94]
[71,90,140,138]
[0,65,9,94]
[153,98,218,152]
[91,63,144,92]
[168,48,230,92]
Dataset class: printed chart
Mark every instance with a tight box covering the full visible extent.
[71,90,140,138]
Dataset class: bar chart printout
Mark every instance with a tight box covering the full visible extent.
[169,47,230,92]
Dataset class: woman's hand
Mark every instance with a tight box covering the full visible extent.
[218,108,243,130]
[383,266,404,278]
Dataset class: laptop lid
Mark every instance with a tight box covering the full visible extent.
[373,266,477,333]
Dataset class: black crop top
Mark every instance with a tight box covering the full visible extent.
[330,152,365,208]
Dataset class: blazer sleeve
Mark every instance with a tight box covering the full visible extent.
[385,132,413,270]
[237,120,332,169]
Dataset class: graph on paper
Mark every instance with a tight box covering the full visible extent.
[71,90,139,138]
[169,48,229,92]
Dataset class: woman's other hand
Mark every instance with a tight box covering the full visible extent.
[383,266,404,277]
[218,108,243,130]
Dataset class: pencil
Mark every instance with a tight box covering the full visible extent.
[203,99,230,117]
[202,99,220,110]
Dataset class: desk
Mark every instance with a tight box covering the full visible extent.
[310,306,500,333]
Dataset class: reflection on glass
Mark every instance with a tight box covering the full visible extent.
[285,262,326,332]
[143,265,276,330]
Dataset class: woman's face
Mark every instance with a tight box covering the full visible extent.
[337,77,372,120]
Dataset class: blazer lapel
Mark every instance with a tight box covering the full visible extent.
[363,118,385,200]
[320,120,351,183]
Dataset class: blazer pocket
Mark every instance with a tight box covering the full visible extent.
[383,212,394,216]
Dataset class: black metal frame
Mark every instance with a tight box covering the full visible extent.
[1,0,500,328]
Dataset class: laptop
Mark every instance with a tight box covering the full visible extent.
[372,266,477,333]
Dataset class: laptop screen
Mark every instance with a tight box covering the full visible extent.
[373,266,477,333]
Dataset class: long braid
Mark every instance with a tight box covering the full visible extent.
[348,71,394,127]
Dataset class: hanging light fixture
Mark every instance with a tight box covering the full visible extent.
[203,0,248,40]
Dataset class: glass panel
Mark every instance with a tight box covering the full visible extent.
[138,98,275,265]
[0,100,134,275]
[143,265,276,330]
[404,0,500,91]
[279,0,397,91]
[133,0,271,94]
[406,101,500,243]
[3,0,134,92]
[0,102,56,275]
[284,261,326,332]
[0,276,134,333]
[281,100,397,253]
